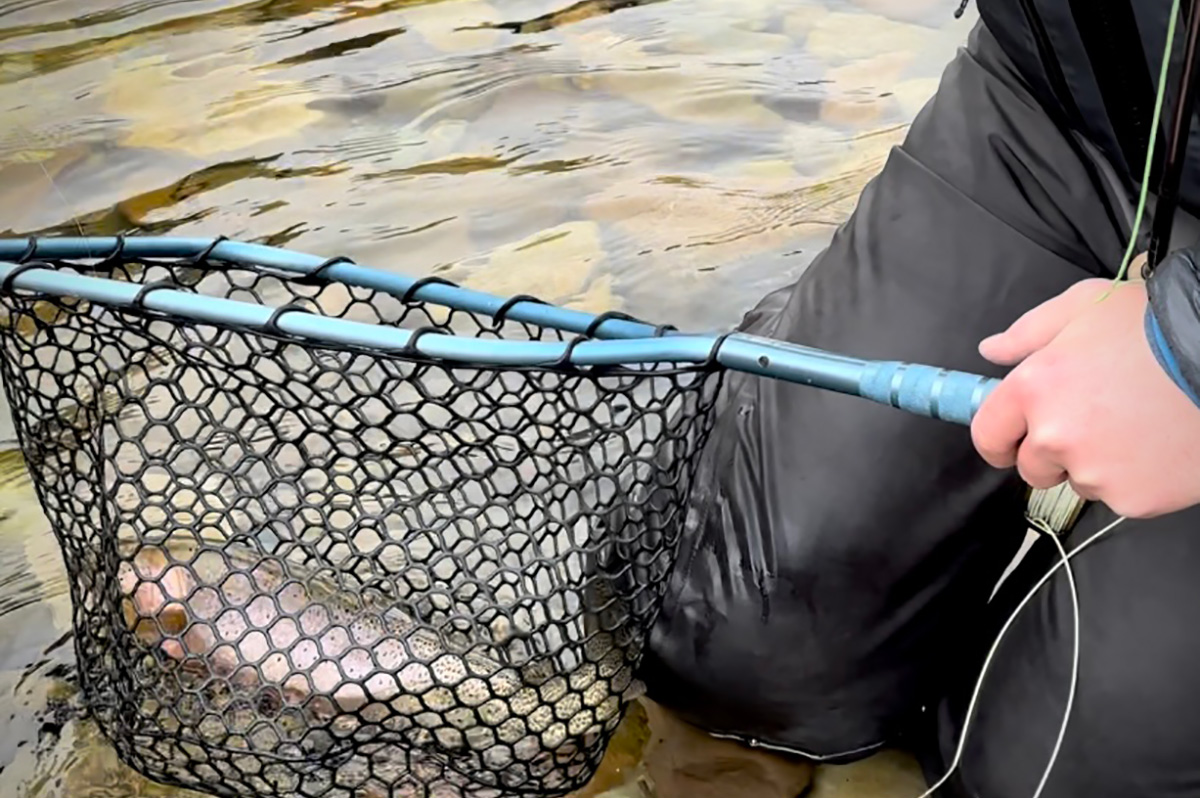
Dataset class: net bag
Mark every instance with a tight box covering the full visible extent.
[0,245,723,798]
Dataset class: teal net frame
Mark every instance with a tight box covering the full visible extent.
[0,237,999,426]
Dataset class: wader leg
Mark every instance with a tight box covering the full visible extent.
[929,503,1200,798]
[643,17,1129,762]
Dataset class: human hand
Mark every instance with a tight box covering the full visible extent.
[970,272,1200,518]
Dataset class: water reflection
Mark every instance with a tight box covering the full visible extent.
[0,0,972,794]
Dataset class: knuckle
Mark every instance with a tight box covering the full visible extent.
[969,420,991,450]
[972,431,1013,467]
[1025,424,1068,457]
[1009,362,1048,397]
[1018,464,1063,489]
[970,413,1012,466]
[1016,449,1062,488]
[1062,282,1088,299]
[1017,467,1047,488]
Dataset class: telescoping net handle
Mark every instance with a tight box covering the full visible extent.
[0,244,724,798]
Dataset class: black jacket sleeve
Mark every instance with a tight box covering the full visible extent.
[1146,248,1200,407]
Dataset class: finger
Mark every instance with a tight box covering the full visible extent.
[1015,440,1068,489]
[1066,478,1100,503]
[970,374,1027,468]
[979,280,1106,366]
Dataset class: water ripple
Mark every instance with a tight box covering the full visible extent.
[265,24,406,67]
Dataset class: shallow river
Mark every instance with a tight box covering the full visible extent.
[0,0,973,795]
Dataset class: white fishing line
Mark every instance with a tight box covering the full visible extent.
[916,514,1125,798]
[1028,525,1078,798]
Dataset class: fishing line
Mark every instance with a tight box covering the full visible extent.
[1026,525,1079,798]
[915,515,1125,798]
[1112,0,1181,283]
[10,127,92,259]
[1148,0,1200,268]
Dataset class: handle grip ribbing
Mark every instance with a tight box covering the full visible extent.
[859,361,1000,426]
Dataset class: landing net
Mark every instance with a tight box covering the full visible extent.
[0,247,722,798]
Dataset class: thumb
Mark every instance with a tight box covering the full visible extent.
[979,279,1108,365]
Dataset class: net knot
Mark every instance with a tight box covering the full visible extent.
[403,325,447,357]
[186,236,227,266]
[705,332,733,370]
[263,303,314,338]
[556,334,590,369]
[400,275,457,305]
[493,294,549,326]
[95,235,127,271]
[16,236,37,264]
[131,279,179,313]
[305,255,355,283]
[584,310,640,339]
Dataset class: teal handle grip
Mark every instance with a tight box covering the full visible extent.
[859,362,1000,426]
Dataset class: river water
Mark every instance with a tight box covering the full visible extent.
[0,1,973,795]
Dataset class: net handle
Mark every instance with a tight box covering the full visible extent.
[0,240,999,425]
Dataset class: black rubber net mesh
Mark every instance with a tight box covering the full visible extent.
[0,249,724,798]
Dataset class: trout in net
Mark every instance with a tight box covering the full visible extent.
[115,531,643,793]
[95,447,654,798]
